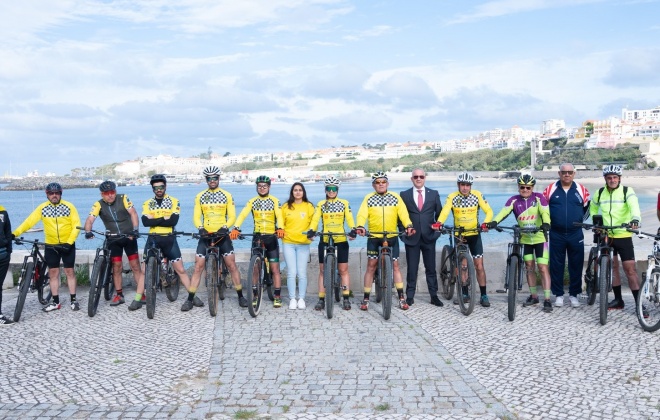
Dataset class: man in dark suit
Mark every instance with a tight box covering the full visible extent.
[400,168,443,306]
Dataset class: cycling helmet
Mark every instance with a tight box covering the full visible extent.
[150,174,167,185]
[202,165,221,177]
[255,175,271,185]
[45,182,62,193]
[324,175,341,186]
[602,164,623,177]
[456,172,474,184]
[517,174,536,186]
[99,180,116,192]
[371,171,388,183]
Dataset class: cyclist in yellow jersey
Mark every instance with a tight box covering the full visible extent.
[230,175,286,308]
[13,182,81,312]
[141,174,195,311]
[355,172,415,311]
[190,166,247,308]
[434,172,494,307]
[306,175,357,311]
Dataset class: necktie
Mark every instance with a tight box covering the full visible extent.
[417,190,423,211]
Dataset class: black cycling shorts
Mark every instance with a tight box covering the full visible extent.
[196,237,234,258]
[463,234,484,259]
[318,241,349,264]
[143,235,183,262]
[252,235,280,262]
[610,237,635,262]
[366,237,400,260]
[108,237,139,261]
[44,245,76,269]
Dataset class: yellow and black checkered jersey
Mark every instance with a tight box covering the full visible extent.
[437,190,493,236]
[356,192,412,238]
[308,198,356,244]
[193,187,236,233]
[234,194,283,234]
[13,199,81,245]
[141,194,180,234]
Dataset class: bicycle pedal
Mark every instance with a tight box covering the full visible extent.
[495,289,506,293]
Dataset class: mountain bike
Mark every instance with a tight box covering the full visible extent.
[494,225,543,321]
[239,233,276,318]
[312,231,348,319]
[575,222,627,326]
[366,231,405,320]
[193,231,230,317]
[12,238,52,322]
[438,226,477,316]
[626,228,660,332]
[142,232,182,319]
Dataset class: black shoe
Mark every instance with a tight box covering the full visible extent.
[128,300,142,311]
[406,297,414,306]
[342,299,351,310]
[608,299,624,310]
[314,299,325,311]
[193,295,204,307]
[181,300,194,312]
[430,296,444,307]
[238,296,248,308]
[543,300,553,313]
[522,295,539,307]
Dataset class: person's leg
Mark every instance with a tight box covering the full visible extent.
[404,243,421,301]
[549,231,568,297]
[296,244,310,303]
[566,231,585,298]
[282,243,297,299]
[420,241,439,298]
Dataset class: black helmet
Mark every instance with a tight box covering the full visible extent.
[45,182,62,193]
[255,175,271,185]
[99,180,116,192]
[150,174,167,186]
[517,174,536,186]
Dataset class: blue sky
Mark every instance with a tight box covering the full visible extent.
[0,0,659,175]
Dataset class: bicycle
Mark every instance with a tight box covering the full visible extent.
[239,233,276,318]
[626,228,660,332]
[311,231,348,319]
[438,226,477,316]
[12,238,52,322]
[494,225,543,322]
[142,232,183,319]
[193,231,231,317]
[575,221,628,326]
[365,230,405,320]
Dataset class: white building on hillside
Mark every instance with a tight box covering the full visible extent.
[540,119,566,135]
[622,106,660,122]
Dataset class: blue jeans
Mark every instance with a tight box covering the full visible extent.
[282,243,310,299]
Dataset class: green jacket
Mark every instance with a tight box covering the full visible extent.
[589,185,640,238]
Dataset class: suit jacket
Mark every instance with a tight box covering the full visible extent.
[399,187,442,246]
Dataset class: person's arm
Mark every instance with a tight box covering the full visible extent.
[2,208,12,253]
[479,193,494,223]
[142,214,164,227]
[67,203,81,244]
[233,198,253,230]
[128,207,140,231]
[434,191,442,217]
[225,193,236,228]
[627,187,641,225]
[436,194,452,224]
[83,215,96,232]
[344,199,356,230]
[193,193,203,229]
[539,195,551,225]
[12,205,42,238]
[396,197,413,228]
[274,198,284,229]
[307,201,323,231]
[355,196,369,228]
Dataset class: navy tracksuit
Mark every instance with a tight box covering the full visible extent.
[544,181,590,297]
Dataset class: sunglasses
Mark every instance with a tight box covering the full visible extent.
[325,186,338,192]
[458,183,471,187]
[560,171,574,175]
[102,190,116,195]
[206,176,219,182]
[152,185,166,191]
[412,175,425,180]
[47,191,62,196]
[519,186,532,190]
[257,184,269,189]
[373,180,388,185]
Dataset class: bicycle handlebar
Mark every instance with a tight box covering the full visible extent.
[13,237,48,247]
[573,222,628,231]
[365,230,405,238]
[495,225,547,242]
[77,226,133,238]
[626,227,660,240]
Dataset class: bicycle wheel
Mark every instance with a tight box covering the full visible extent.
[103,269,115,301]
[36,262,51,305]
[218,262,228,301]
[585,247,598,305]
[13,262,33,322]
[380,255,393,320]
[145,257,158,319]
[334,268,341,303]
[264,262,275,302]
[456,252,476,316]
[374,265,383,303]
[246,255,264,317]
[506,255,519,322]
[598,255,611,325]
[323,253,336,319]
[88,255,107,317]
[165,265,180,302]
[206,253,219,317]
[439,245,453,300]
[637,269,660,332]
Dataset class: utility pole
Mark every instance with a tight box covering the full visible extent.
[530,138,537,173]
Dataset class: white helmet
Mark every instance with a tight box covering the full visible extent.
[324,175,341,186]
[456,172,474,184]
[602,164,622,177]
[371,171,388,183]
[203,165,221,177]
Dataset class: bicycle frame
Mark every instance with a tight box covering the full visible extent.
[13,238,51,322]
[439,226,477,316]
[316,231,349,319]
[367,230,404,320]
[142,231,183,319]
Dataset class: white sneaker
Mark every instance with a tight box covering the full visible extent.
[569,296,580,307]
[289,299,297,310]
[298,298,306,310]
[554,296,564,307]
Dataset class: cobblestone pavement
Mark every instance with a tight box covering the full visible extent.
[1,286,659,419]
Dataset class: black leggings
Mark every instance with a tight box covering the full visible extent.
[0,254,10,314]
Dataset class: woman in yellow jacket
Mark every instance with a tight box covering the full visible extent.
[281,182,314,310]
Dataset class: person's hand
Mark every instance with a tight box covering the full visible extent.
[218,227,229,236]
[306,229,316,240]
[59,243,73,253]
[348,228,358,239]
[629,219,639,230]
[276,228,285,239]
[480,223,489,233]
[355,226,366,237]
[85,231,94,239]
[229,228,241,240]
[198,227,208,236]
[485,221,498,229]
[431,222,442,231]
[130,229,140,238]
[13,237,22,245]
[541,223,550,232]
[405,226,416,237]
[10,233,15,240]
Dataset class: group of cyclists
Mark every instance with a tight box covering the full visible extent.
[0,162,646,325]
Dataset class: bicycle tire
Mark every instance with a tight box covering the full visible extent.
[103,269,115,301]
[637,270,660,332]
[88,255,107,317]
[36,262,51,305]
[457,252,476,316]
[246,254,263,317]
[324,253,336,319]
[264,262,275,302]
[439,245,453,300]
[506,255,519,322]
[334,267,341,303]
[13,262,33,322]
[145,257,158,319]
[585,247,598,306]
[598,255,610,325]
[206,253,219,317]
[374,265,383,303]
[218,261,228,301]
[165,265,180,302]
[381,255,393,320]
